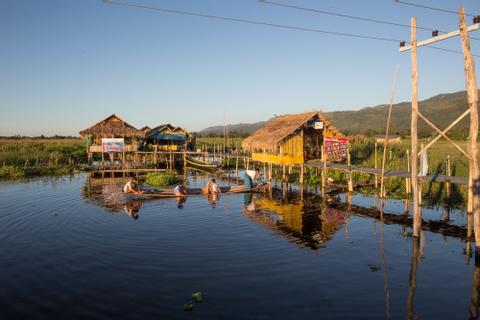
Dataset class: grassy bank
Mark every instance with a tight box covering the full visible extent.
[0,139,87,180]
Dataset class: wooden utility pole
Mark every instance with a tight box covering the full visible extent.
[410,17,421,238]
[459,7,480,250]
[399,10,480,240]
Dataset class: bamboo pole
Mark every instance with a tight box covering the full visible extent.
[446,155,451,199]
[374,141,378,188]
[322,145,327,192]
[347,144,353,192]
[380,65,400,199]
[235,156,239,177]
[459,7,480,253]
[410,17,421,238]
[418,144,424,206]
[406,149,411,194]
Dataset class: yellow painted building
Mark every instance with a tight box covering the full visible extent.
[242,111,345,165]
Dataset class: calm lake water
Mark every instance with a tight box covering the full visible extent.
[0,173,478,319]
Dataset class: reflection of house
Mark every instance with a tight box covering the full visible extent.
[145,124,191,151]
[79,114,144,160]
[374,134,401,144]
[244,194,346,250]
[242,111,345,165]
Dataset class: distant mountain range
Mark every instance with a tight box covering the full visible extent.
[199,90,477,137]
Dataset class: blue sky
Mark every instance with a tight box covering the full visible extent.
[1,0,479,135]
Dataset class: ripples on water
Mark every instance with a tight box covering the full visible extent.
[0,173,478,319]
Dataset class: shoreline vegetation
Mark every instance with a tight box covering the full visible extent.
[0,138,87,180]
[0,137,472,207]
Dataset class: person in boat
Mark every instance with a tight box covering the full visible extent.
[204,178,222,194]
[123,177,143,194]
[173,181,187,196]
[244,168,260,189]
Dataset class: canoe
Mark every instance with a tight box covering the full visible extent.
[185,157,218,169]
[139,185,263,198]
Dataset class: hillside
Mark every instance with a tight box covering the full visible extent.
[199,90,476,137]
[326,90,475,137]
[200,121,268,136]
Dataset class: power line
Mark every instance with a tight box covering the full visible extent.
[395,0,476,17]
[101,0,476,57]
[260,0,480,41]
[260,0,434,32]
[425,45,480,58]
[102,0,400,43]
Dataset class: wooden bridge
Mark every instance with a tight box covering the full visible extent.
[305,160,468,185]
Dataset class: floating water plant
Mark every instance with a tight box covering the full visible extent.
[368,263,381,272]
[145,172,180,187]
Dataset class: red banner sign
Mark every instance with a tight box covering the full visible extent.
[324,137,348,160]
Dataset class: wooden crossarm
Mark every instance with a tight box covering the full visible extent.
[400,24,479,52]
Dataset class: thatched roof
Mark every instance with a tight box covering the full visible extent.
[242,111,342,152]
[79,114,143,138]
[146,124,190,140]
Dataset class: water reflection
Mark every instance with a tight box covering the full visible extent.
[82,176,146,219]
[242,191,347,250]
[406,234,425,320]
[470,258,480,319]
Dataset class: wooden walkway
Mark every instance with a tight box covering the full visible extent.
[305,160,468,185]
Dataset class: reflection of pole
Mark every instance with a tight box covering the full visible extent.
[470,258,480,319]
[380,218,391,320]
[407,235,421,320]
[404,198,410,215]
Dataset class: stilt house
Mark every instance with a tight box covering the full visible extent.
[242,111,346,165]
[79,114,144,158]
[145,124,191,151]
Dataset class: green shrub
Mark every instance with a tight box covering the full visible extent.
[145,172,180,187]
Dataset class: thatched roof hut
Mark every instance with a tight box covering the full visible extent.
[243,111,342,150]
[140,126,151,135]
[145,124,191,142]
[79,114,144,139]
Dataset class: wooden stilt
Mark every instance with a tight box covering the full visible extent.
[347,144,353,192]
[446,155,451,199]
[321,145,326,194]
[374,141,378,188]
[300,164,304,185]
[235,156,239,177]
[406,149,411,194]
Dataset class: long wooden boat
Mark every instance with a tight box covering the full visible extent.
[185,157,218,169]
[138,185,263,198]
